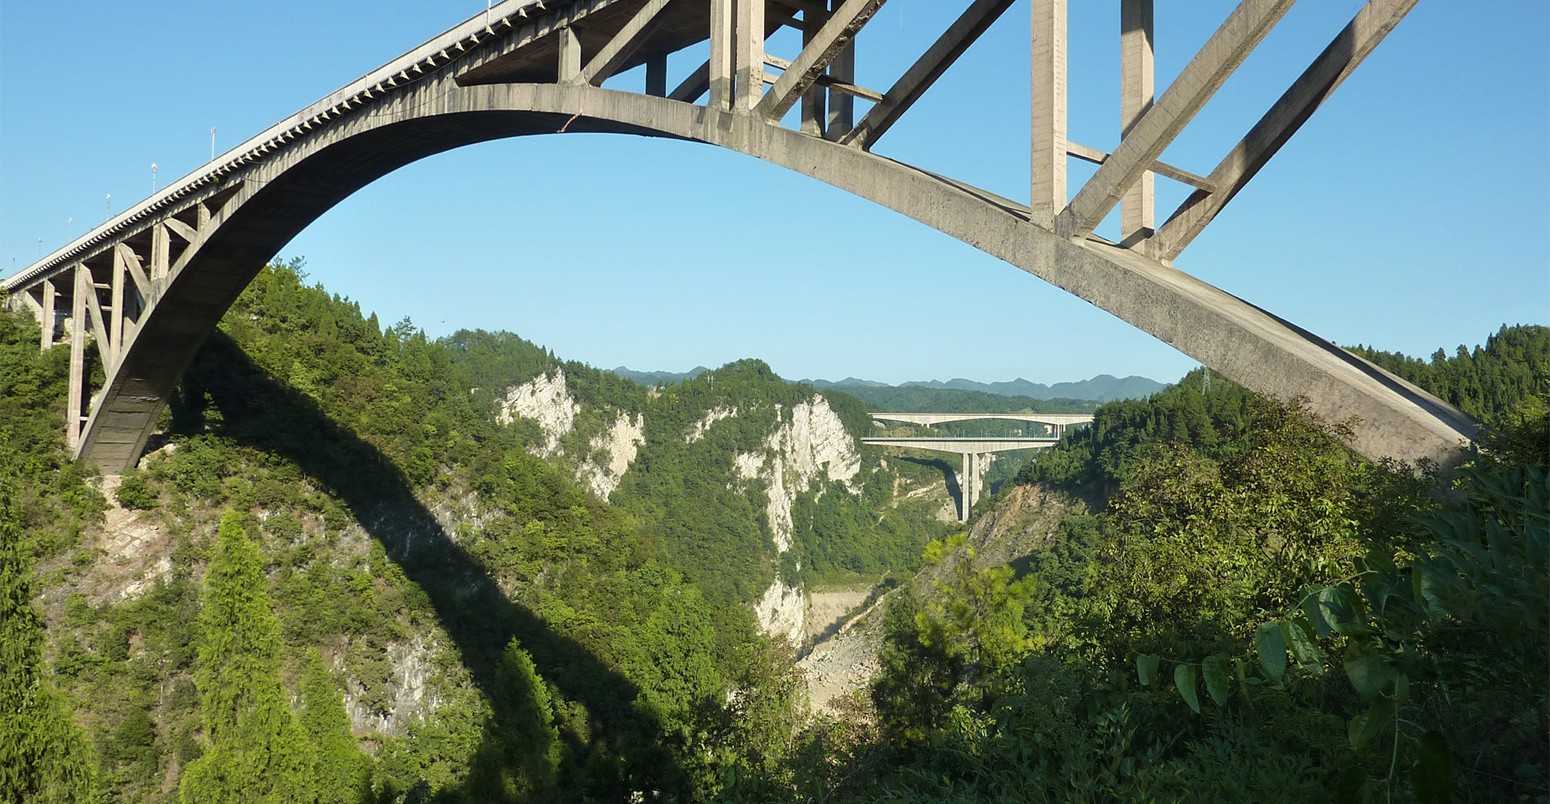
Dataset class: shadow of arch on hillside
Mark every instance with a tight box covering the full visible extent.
[892,454,964,519]
[171,330,683,799]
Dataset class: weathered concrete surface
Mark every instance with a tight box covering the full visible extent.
[5,51,1471,473]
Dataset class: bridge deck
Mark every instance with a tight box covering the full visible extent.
[871,411,1094,428]
[862,437,1059,454]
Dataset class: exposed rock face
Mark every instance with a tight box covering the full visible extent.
[344,635,443,736]
[497,369,578,457]
[686,406,737,443]
[88,478,172,604]
[734,397,861,554]
[798,604,883,715]
[497,371,643,500]
[580,413,645,500]
[753,579,806,647]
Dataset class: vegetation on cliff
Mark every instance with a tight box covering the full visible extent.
[3,255,1543,803]
[815,331,1548,802]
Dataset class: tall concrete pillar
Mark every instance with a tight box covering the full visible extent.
[954,452,967,523]
[826,0,856,139]
[646,55,668,96]
[800,6,827,135]
[151,222,171,283]
[1031,0,1067,225]
[67,267,88,450]
[735,0,766,111]
[710,0,735,110]
[110,249,127,369]
[557,27,583,83]
[1120,0,1155,242]
[40,279,56,349]
[959,451,974,522]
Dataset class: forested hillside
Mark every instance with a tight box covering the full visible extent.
[3,255,1544,803]
[0,263,828,800]
[807,333,1548,802]
[1351,324,1549,422]
[437,332,958,624]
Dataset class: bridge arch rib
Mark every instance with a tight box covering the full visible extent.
[4,0,1473,472]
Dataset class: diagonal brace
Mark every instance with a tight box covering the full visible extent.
[577,0,675,86]
[1152,0,1419,261]
[1058,0,1295,239]
[840,0,1013,149]
[756,0,888,121]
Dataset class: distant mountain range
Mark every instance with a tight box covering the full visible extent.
[609,366,713,387]
[609,367,1165,403]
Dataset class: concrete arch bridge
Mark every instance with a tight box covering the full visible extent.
[1,0,1474,473]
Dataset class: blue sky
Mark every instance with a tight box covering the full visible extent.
[2,1,1545,385]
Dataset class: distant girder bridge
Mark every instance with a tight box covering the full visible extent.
[2,0,1475,474]
[865,411,1089,521]
[864,435,1060,522]
[871,411,1094,438]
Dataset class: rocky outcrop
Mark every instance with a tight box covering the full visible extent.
[580,413,645,500]
[497,369,578,458]
[734,397,861,555]
[754,579,806,647]
[686,406,737,443]
[497,370,643,500]
[343,635,443,736]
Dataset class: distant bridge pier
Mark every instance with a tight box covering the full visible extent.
[960,451,980,522]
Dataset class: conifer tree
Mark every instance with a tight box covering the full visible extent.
[179,512,314,802]
[299,651,370,804]
[466,639,564,799]
[0,477,97,802]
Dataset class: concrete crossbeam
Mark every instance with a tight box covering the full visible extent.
[578,0,673,86]
[870,412,1093,428]
[756,0,885,121]
[862,437,1058,453]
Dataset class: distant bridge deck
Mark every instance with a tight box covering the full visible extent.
[870,412,1094,428]
[861,437,1059,454]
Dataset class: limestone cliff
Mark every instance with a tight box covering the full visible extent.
[496,368,577,458]
[733,397,861,554]
[497,369,644,501]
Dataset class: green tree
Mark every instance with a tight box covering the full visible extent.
[0,477,98,802]
[914,536,1034,681]
[180,512,314,802]
[465,639,564,800]
[299,652,370,804]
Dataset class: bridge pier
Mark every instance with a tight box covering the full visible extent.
[960,452,972,522]
[67,268,87,451]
